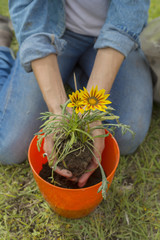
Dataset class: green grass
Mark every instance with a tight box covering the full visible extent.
[149,0,160,21]
[0,1,160,240]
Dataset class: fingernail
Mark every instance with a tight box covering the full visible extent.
[78,182,85,188]
[66,170,72,177]
[68,177,78,182]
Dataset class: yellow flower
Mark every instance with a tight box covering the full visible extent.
[67,90,85,114]
[81,86,111,111]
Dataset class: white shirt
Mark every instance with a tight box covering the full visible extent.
[65,0,109,37]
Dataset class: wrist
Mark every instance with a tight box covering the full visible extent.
[32,54,68,114]
[48,100,67,114]
[87,47,124,93]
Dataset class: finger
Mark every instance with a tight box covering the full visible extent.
[55,166,73,178]
[55,167,77,181]
[78,162,98,188]
[67,176,78,182]
[43,135,54,156]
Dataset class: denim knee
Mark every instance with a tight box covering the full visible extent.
[114,124,148,155]
[0,136,27,164]
[0,112,46,165]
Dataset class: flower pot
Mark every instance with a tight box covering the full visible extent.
[28,130,120,219]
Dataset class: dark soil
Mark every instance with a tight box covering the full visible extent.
[39,162,102,189]
[57,141,93,178]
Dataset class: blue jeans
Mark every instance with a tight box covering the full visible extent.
[0,30,153,164]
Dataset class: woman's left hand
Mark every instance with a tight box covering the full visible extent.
[78,126,105,187]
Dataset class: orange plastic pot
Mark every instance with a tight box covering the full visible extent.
[28,130,120,219]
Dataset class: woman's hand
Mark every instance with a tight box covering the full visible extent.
[43,112,76,180]
[43,132,74,178]
[78,123,105,187]
[76,48,124,187]
[32,54,73,178]
[43,119,105,185]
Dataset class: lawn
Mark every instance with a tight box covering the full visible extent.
[0,1,160,240]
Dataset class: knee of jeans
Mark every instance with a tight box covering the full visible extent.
[116,131,138,155]
[115,126,147,155]
[0,134,28,165]
[0,146,26,165]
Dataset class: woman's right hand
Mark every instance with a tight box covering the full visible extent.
[32,54,75,179]
[43,132,74,178]
[43,112,78,181]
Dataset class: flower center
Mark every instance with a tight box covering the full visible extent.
[88,97,98,106]
[76,100,83,106]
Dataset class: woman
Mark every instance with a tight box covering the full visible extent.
[0,1,153,187]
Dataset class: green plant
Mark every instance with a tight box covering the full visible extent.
[36,86,133,199]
